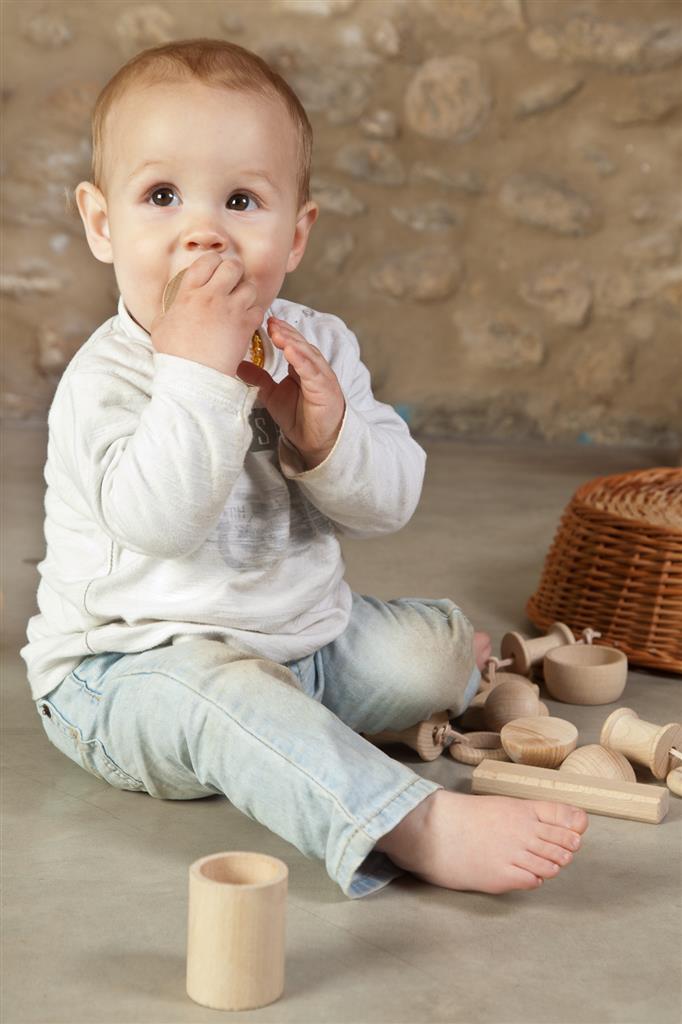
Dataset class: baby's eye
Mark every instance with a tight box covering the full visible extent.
[147,186,177,207]
[227,192,258,212]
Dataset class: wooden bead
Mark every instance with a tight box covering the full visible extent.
[483,675,542,732]
[500,717,578,769]
[600,708,682,780]
[666,767,682,797]
[559,744,636,782]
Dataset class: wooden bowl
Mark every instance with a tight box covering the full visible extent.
[483,676,542,731]
[559,744,635,782]
[543,644,627,705]
[500,717,578,768]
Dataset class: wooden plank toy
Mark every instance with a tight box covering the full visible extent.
[600,708,682,780]
[471,759,669,824]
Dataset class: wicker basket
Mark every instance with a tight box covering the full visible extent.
[526,468,682,675]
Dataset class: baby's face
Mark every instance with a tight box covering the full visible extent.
[77,80,317,333]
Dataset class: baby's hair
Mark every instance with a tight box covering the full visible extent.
[86,36,313,208]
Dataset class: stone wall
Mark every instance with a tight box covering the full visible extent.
[2,0,681,446]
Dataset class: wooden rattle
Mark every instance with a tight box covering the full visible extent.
[600,708,682,780]
[667,748,682,797]
[162,265,265,367]
[559,744,636,782]
[500,717,578,769]
[365,711,451,761]
[500,621,575,676]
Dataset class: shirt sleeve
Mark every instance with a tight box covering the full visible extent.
[277,316,426,538]
[54,349,259,559]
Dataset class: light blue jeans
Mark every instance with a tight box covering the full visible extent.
[34,593,480,898]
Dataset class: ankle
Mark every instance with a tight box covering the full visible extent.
[374,789,441,869]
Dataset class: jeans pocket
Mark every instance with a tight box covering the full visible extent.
[36,692,146,792]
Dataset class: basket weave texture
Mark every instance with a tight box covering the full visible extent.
[526,468,682,675]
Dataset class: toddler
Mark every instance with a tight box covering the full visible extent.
[21,38,587,898]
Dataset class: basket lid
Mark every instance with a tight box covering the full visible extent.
[573,468,682,531]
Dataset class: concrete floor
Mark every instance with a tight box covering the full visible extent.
[2,422,681,1024]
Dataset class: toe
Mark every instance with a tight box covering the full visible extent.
[515,851,563,880]
[537,822,582,852]
[536,801,589,835]
[529,837,573,866]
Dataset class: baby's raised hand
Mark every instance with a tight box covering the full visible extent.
[237,316,345,469]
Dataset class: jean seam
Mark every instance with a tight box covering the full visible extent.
[40,700,144,786]
[113,668,372,838]
[333,775,424,882]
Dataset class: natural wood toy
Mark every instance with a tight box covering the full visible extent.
[472,759,669,824]
[365,711,451,761]
[500,717,578,768]
[186,851,288,1012]
[600,708,682,780]
[666,748,682,796]
[543,643,628,705]
[484,677,549,732]
[447,731,509,765]
[559,744,636,782]
[500,621,576,675]
[162,266,265,367]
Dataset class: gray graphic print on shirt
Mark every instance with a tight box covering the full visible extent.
[216,405,334,571]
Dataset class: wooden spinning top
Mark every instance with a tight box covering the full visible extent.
[161,265,265,368]
[600,708,682,780]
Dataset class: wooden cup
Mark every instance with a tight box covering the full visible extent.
[187,851,288,1011]
[543,644,627,705]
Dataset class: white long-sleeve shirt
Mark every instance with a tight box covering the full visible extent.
[21,295,427,701]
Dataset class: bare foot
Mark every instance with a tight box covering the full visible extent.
[376,790,589,893]
[473,631,492,671]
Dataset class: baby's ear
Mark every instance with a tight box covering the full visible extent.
[75,181,114,264]
[286,200,319,273]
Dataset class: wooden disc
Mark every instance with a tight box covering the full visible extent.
[500,716,578,769]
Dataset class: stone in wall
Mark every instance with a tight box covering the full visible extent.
[368,18,402,58]
[404,57,492,143]
[318,233,355,274]
[453,308,545,370]
[1,265,63,298]
[498,174,598,235]
[609,75,682,125]
[45,80,102,131]
[275,0,357,15]
[623,229,680,266]
[421,0,524,39]
[311,176,366,216]
[265,44,374,123]
[513,74,584,118]
[21,8,73,48]
[410,163,485,195]
[570,336,633,401]
[37,317,93,377]
[390,202,460,232]
[371,247,462,302]
[519,261,592,327]
[527,15,682,73]
[115,4,177,54]
[360,109,400,140]
[334,141,405,185]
